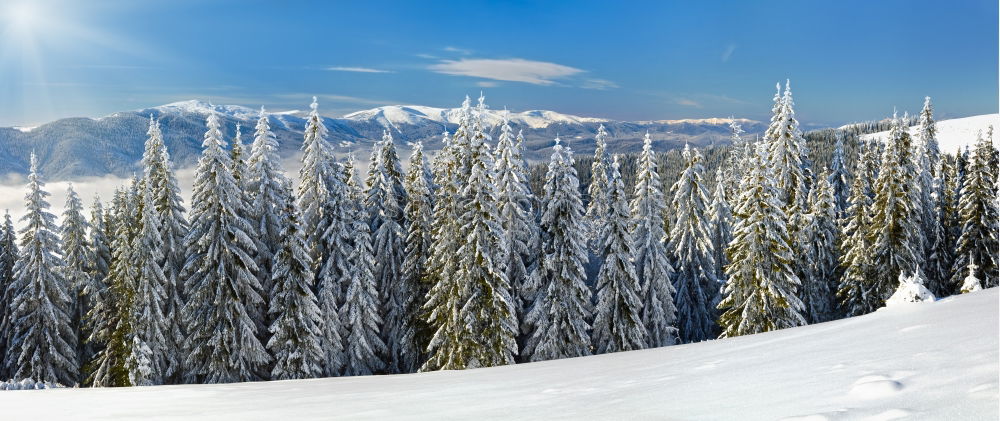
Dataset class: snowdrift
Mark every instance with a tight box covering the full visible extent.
[2,289,997,420]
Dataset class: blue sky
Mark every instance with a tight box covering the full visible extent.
[0,0,996,127]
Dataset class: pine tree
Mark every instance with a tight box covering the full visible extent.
[592,156,646,353]
[267,191,324,380]
[493,116,538,341]
[523,138,592,362]
[403,142,435,359]
[867,116,923,303]
[61,185,92,372]
[181,112,268,384]
[708,169,733,283]
[803,169,838,322]
[129,185,169,386]
[341,190,386,376]
[668,145,717,343]
[366,130,415,374]
[0,212,18,379]
[837,161,875,316]
[632,133,678,348]
[950,131,999,289]
[140,115,188,383]
[8,153,78,385]
[586,124,612,248]
[719,144,805,337]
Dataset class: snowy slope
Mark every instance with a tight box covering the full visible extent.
[861,114,999,153]
[2,289,996,420]
[342,104,611,129]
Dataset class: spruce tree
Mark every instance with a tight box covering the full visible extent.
[366,130,415,374]
[927,158,960,296]
[950,131,999,288]
[592,157,646,354]
[586,124,612,248]
[803,169,838,322]
[297,97,336,287]
[668,145,717,343]
[0,212,18,379]
[267,191,324,380]
[828,134,850,217]
[181,113,268,384]
[523,138,592,362]
[8,153,78,385]
[632,133,678,347]
[403,142,435,359]
[61,185,92,371]
[914,99,939,286]
[838,157,875,316]
[719,144,805,337]
[709,169,733,283]
[867,116,923,303]
[341,190,386,376]
[129,185,169,386]
[316,161,352,377]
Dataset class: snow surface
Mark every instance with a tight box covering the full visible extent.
[2,289,996,420]
[861,114,1000,153]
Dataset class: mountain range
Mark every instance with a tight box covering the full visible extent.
[0,100,766,180]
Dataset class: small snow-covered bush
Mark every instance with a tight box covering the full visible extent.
[0,378,62,390]
[885,270,936,306]
[960,261,984,294]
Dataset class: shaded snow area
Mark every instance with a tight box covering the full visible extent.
[2,289,997,420]
[861,114,1000,153]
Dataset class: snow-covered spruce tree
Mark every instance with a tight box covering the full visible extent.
[267,190,324,380]
[129,185,170,386]
[722,119,749,194]
[140,115,188,383]
[450,103,518,368]
[366,130,415,374]
[181,112,269,384]
[803,169,839,322]
[592,156,646,354]
[632,133,678,348]
[827,134,850,217]
[87,198,111,299]
[316,161,352,377]
[867,116,923,303]
[914,99,939,287]
[61,185,93,370]
[7,153,78,385]
[708,169,733,283]
[297,97,336,283]
[927,158,960,296]
[87,187,137,387]
[950,131,999,289]
[493,115,538,337]
[422,99,475,372]
[668,145,717,343]
[523,138,593,362]
[404,142,436,358]
[586,124,612,249]
[0,212,18,378]
[917,97,941,177]
[837,165,876,316]
[341,187,386,376]
[718,144,805,338]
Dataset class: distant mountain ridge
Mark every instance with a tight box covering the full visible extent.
[0,99,768,179]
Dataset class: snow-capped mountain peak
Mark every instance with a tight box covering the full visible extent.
[342,105,610,129]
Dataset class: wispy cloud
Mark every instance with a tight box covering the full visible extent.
[443,46,473,55]
[475,81,499,88]
[429,58,583,86]
[582,78,619,90]
[415,53,438,60]
[326,66,394,73]
[676,98,703,108]
[721,44,737,62]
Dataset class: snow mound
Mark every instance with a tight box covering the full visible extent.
[885,271,935,306]
[0,379,61,390]
[861,113,999,153]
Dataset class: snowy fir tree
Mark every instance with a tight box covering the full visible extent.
[87,198,111,299]
[718,144,805,338]
[0,212,18,379]
[950,131,999,289]
[494,116,539,334]
[181,112,269,384]
[867,115,923,304]
[802,169,839,323]
[341,191,386,376]
[403,142,435,356]
[316,162,353,377]
[632,133,678,348]
[129,185,170,386]
[7,153,78,385]
[366,130,416,374]
[267,192,324,380]
[592,156,647,354]
[523,138,593,362]
[668,145,717,343]
[297,97,337,281]
[927,158,960,295]
[914,100,940,285]
[827,134,850,217]
[140,115,188,382]
[708,168,733,283]
[60,185,92,369]
[585,124,612,248]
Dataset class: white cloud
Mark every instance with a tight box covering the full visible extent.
[429,58,583,86]
[721,44,737,62]
[326,66,393,73]
[475,81,499,88]
[582,78,619,90]
[676,98,703,108]
[443,46,473,55]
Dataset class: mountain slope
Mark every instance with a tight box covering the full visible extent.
[0,100,765,179]
[860,113,999,153]
[4,288,996,420]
